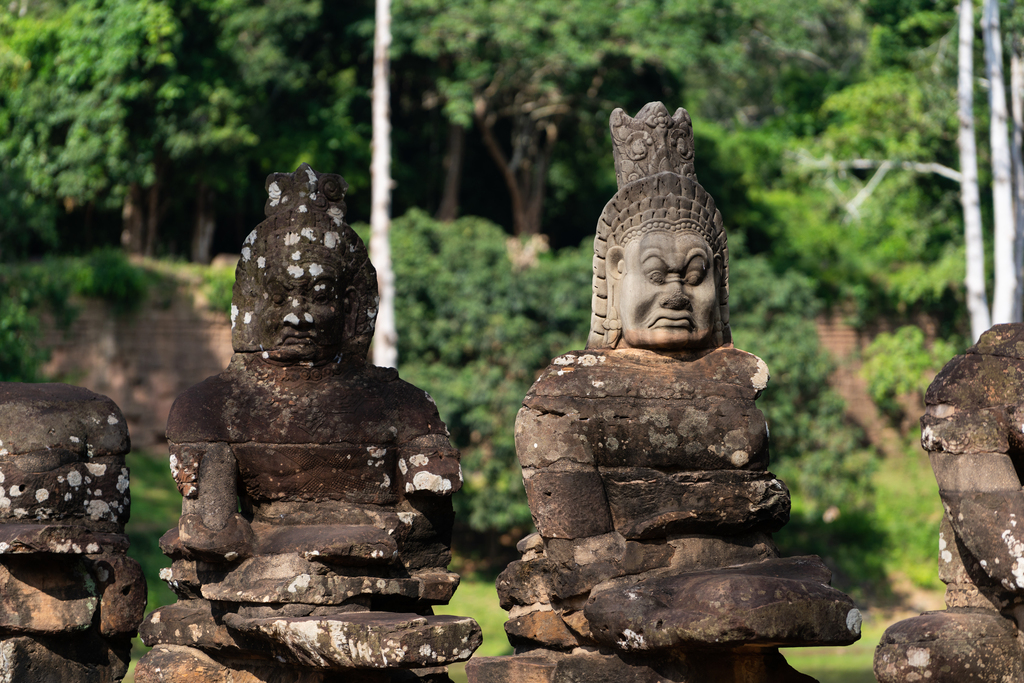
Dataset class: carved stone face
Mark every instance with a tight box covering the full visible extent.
[608,230,720,350]
[254,257,346,363]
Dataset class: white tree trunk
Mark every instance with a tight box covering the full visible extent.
[370,0,397,368]
[1011,30,1024,322]
[984,0,1018,323]
[961,0,991,340]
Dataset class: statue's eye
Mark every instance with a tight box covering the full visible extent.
[268,285,287,305]
[684,258,706,286]
[313,287,331,303]
[648,270,665,285]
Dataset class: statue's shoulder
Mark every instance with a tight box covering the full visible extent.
[525,346,769,405]
[166,371,236,443]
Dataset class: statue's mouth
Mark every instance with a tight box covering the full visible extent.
[649,315,693,330]
[280,330,313,345]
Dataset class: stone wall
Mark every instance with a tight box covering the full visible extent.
[41,296,232,450]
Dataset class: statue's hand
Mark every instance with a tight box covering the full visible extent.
[177,512,254,562]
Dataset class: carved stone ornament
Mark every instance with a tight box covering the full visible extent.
[136,164,480,683]
[467,105,860,683]
[0,383,146,683]
[875,324,1024,683]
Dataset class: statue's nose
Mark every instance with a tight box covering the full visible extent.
[660,285,690,310]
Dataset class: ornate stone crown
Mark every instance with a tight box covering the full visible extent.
[231,163,378,361]
[588,103,730,349]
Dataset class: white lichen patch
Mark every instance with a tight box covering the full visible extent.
[327,208,343,226]
[751,357,770,390]
[554,354,577,366]
[578,354,598,366]
[411,471,452,494]
[284,232,300,246]
[846,608,862,635]
[107,413,119,425]
[380,474,391,488]
[241,246,251,261]
[244,229,258,245]
[398,512,415,524]
[308,263,324,277]
[284,313,301,325]
[617,628,647,650]
[86,463,106,477]
[257,256,266,268]
[70,436,80,444]
[244,311,252,324]
[398,459,408,474]
[67,470,83,487]
[730,450,749,467]
[298,204,308,213]
[268,182,282,206]
[367,446,387,459]
[287,574,311,594]
[7,485,22,498]
[231,304,239,329]
[35,489,48,503]
[117,469,130,493]
[86,499,110,520]
[304,313,313,323]
[408,454,430,468]
[292,250,302,261]
[288,265,304,278]
[906,646,930,667]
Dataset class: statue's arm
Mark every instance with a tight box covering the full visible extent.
[171,441,254,561]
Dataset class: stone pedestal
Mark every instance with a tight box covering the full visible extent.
[0,383,146,682]
[875,324,1024,681]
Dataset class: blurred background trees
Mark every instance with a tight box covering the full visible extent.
[3,0,1024,604]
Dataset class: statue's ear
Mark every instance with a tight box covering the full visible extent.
[714,254,725,299]
[343,285,360,340]
[607,246,626,281]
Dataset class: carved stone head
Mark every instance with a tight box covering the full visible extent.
[588,103,730,351]
[230,164,378,364]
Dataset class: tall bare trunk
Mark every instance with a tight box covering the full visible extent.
[961,0,991,340]
[984,0,1017,323]
[1011,28,1024,322]
[370,0,397,368]
[436,122,465,222]
[121,182,144,254]
[475,99,531,235]
[191,182,216,264]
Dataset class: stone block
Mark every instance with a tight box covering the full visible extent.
[600,469,789,538]
[926,354,1024,410]
[875,610,1021,683]
[584,556,860,650]
[667,532,779,573]
[0,555,99,634]
[0,455,130,529]
[254,523,398,564]
[522,470,613,539]
[929,452,1021,492]
[515,408,594,469]
[0,523,129,555]
[87,552,147,637]
[921,409,1013,455]
[940,489,1024,591]
[0,383,130,458]
[0,633,130,683]
[223,612,481,670]
[504,608,579,650]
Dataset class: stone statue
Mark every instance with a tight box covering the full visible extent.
[0,383,145,683]
[137,164,480,682]
[467,103,861,683]
[876,324,1024,682]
